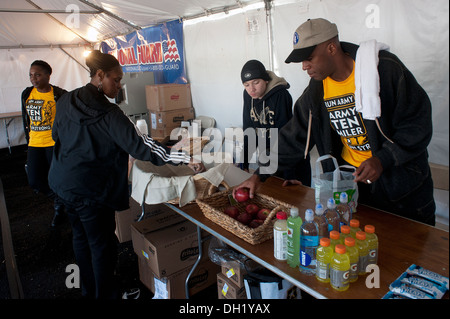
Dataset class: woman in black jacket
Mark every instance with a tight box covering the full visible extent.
[49,50,202,299]
[21,60,67,227]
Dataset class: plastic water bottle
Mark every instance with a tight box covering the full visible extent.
[299,209,319,275]
[330,244,350,291]
[336,192,352,231]
[344,237,359,283]
[355,231,369,275]
[324,198,340,235]
[364,225,378,266]
[314,203,328,239]
[349,219,361,238]
[287,207,302,268]
[315,238,333,283]
[273,211,288,260]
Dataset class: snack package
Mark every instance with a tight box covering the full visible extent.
[398,272,447,299]
[389,280,433,299]
[382,291,410,299]
[406,264,449,290]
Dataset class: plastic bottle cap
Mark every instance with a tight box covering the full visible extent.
[340,225,350,234]
[350,219,360,227]
[365,225,375,233]
[335,244,346,254]
[327,198,336,208]
[345,237,355,247]
[356,231,366,240]
[315,203,324,216]
[320,237,331,247]
[305,209,314,222]
[340,192,348,203]
[276,211,288,220]
[290,207,299,218]
[330,230,340,240]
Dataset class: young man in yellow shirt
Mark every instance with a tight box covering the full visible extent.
[21,60,67,227]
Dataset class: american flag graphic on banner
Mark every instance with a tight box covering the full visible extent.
[162,39,180,62]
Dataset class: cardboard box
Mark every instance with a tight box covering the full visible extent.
[149,108,194,130]
[131,219,201,277]
[115,199,184,243]
[221,261,247,288]
[145,83,192,112]
[217,272,247,299]
[138,238,220,299]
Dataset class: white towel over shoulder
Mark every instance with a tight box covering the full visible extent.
[354,40,390,120]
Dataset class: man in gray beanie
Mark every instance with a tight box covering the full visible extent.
[240,59,311,186]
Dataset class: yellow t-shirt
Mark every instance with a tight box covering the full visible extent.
[26,87,56,147]
[322,63,372,167]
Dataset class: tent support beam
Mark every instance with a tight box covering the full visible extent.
[77,0,141,31]
[25,0,91,46]
[59,47,90,73]
[264,0,274,71]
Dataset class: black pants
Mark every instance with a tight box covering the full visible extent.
[358,175,436,226]
[26,146,53,195]
[64,200,119,299]
[27,146,64,210]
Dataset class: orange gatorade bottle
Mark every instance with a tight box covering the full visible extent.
[316,238,334,283]
[330,244,350,291]
[364,225,378,266]
[344,237,359,283]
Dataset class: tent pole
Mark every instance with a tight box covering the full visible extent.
[264,0,274,71]
[59,47,90,73]
[25,0,91,45]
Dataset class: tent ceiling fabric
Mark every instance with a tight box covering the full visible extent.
[0,0,259,48]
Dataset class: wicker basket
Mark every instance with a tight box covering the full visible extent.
[196,190,295,245]
[167,176,230,205]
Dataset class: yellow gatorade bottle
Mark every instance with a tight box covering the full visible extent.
[355,231,369,275]
[316,238,334,283]
[364,225,378,266]
[344,237,359,283]
[330,244,350,291]
[349,219,361,238]
[329,230,341,250]
[340,225,352,244]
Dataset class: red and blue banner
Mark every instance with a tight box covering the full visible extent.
[100,20,186,84]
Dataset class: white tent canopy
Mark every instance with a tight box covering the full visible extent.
[0,0,448,168]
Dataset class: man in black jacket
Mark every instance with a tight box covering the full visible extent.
[235,18,435,225]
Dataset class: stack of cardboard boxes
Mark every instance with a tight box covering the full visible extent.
[131,213,220,299]
[217,260,249,299]
[145,83,195,139]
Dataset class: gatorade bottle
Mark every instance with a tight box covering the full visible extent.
[274,211,288,260]
[324,198,340,234]
[340,225,352,244]
[287,207,302,267]
[314,203,328,239]
[364,225,378,266]
[349,219,361,238]
[344,237,359,283]
[315,238,333,283]
[299,209,319,275]
[355,231,369,275]
[336,192,352,231]
[329,230,341,251]
[330,244,350,291]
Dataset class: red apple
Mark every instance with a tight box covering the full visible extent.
[245,204,259,215]
[224,206,239,219]
[237,212,252,225]
[249,219,264,228]
[257,208,271,220]
[234,187,250,202]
